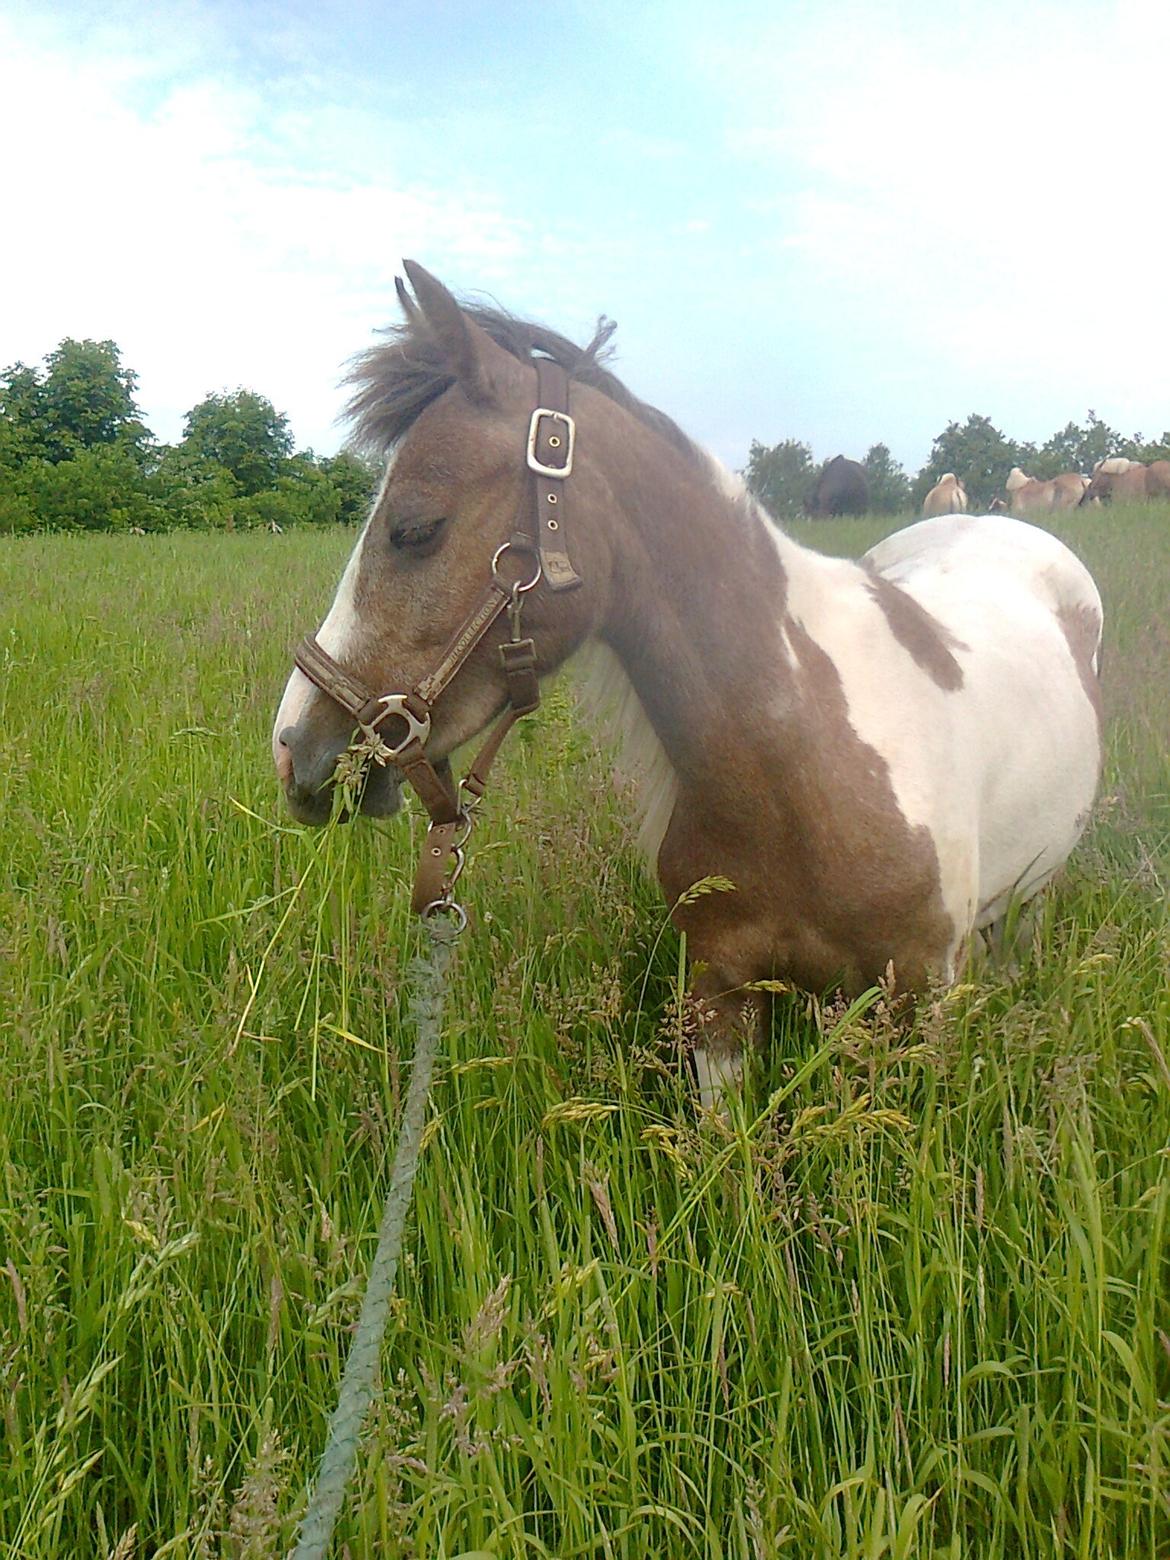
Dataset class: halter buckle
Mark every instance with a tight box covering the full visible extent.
[527,408,575,478]
[369,693,431,755]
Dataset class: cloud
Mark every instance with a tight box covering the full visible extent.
[708,0,1170,449]
[0,12,530,452]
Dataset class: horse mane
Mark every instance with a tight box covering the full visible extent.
[344,300,701,463]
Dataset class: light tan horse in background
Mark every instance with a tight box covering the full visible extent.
[921,473,968,517]
[1005,468,1089,515]
[1082,457,1170,504]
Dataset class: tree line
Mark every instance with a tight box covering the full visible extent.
[4,336,1168,535]
[745,413,1170,518]
[0,338,377,534]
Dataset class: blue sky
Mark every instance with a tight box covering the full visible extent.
[2,0,1167,475]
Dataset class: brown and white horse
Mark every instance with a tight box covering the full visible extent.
[274,264,1103,1108]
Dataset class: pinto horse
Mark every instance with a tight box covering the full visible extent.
[274,263,1103,1108]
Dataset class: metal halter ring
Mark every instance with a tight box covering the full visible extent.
[420,898,469,934]
[491,540,542,595]
[369,692,432,755]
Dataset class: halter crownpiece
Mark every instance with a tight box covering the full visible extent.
[528,360,581,592]
[291,356,581,916]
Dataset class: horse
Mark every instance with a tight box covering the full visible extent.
[921,472,968,517]
[274,263,1103,1109]
[805,455,868,517]
[1082,457,1170,504]
[1004,467,1089,515]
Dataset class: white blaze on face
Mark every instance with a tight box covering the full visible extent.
[271,465,388,776]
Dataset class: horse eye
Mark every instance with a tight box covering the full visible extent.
[390,516,447,552]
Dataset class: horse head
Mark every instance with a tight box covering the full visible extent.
[273,262,604,824]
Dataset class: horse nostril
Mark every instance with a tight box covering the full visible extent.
[275,730,295,788]
[278,720,344,797]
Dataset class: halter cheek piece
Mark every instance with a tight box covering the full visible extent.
[291,358,581,916]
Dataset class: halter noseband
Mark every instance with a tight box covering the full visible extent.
[291,357,581,914]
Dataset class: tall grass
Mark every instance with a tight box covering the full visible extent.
[1,511,1167,1557]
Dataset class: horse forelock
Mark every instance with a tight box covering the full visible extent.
[343,300,700,464]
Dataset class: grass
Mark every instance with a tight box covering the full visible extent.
[0,508,1168,1558]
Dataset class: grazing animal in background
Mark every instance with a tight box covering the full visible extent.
[274,263,1104,1109]
[805,454,869,517]
[1005,468,1090,515]
[1082,457,1170,505]
[921,472,969,517]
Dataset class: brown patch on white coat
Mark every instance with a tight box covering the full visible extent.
[1056,601,1104,728]
[863,570,968,691]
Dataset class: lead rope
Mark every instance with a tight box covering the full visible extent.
[289,911,459,1560]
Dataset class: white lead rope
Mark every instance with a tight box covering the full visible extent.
[290,917,457,1560]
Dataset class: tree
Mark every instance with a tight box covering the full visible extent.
[1,340,150,467]
[1033,411,1125,478]
[239,454,343,528]
[40,339,151,463]
[148,445,239,529]
[913,415,1032,510]
[318,449,379,525]
[743,437,815,518]
[0,362,51,464]
[1119,426,1170,465]
[862,443,911,514]
[182,390,293,496]
[18,445,161,532]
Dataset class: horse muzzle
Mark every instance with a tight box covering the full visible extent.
[275,719,407,825]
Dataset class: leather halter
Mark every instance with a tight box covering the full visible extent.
[291,357,581,913]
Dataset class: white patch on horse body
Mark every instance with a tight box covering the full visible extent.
[864,514,1101,928]
[772,529,980,934]
[699,453,976,950]
[573,642,679,862]
[693,467,1101,966]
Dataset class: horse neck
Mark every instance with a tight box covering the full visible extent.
[584,406,812,786]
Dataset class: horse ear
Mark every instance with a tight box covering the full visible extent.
[394,274,421,325]
[401,259,519,406]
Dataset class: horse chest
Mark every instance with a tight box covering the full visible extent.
[659,780,957,995]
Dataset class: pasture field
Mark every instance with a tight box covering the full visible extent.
[1,509,1168,1559]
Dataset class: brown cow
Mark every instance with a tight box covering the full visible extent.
[1005,467,1089,515]
[921,472,969,517]
[1082,457,1170,504]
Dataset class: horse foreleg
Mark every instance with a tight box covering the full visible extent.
[693,1043,745,1113]
[688,977,766,1115]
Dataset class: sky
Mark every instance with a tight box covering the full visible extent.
[2,0,1168,476]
